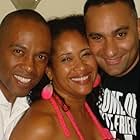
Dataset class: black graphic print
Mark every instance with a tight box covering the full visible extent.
[97,88,137,140]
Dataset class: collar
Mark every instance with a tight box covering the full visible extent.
[0,89,29,110]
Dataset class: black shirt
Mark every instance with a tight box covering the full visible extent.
[87,61,140,140]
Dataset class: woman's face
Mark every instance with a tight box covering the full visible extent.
[47,30,97,98]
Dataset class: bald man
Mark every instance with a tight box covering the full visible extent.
[0,9,51,139]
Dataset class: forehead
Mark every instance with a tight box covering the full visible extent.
[53,30,88,54]
[0,17,51,52]
[7,17,46,32]
[85,1,136,32]
[1,17,50,42]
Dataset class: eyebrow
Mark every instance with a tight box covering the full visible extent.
[87,26,129,37]
[58,52,72,58]
[87,32,101,37]
[80,48,90,53]
[113,26,129,34]
[58,48,90,57]
[9,44,26,49]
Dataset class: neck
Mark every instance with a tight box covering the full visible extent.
[0,81,15,103]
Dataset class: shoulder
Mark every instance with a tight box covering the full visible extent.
[10,99,57,140]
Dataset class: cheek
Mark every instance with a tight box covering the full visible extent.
[90,61,98,74]
[51,68,67,88]
[57,66,69,78]
[88,39,101,52]
[53,66,69,82]
[63,66,70,73]
[117,40,136,52]
[89,43,101,55]
[36,65,46,77]
[89,57,97,68]
[0,56,17,71]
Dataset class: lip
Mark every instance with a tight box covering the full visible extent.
[14,74,32,88]
[71,73,91,84]
[104,57,122,65]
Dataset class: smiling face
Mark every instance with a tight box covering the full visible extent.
[85,1,140,77]
[47,30,97,98]
[0,17,51,102]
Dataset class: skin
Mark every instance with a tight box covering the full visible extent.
[10,31,103,140]
[0,17,51,103]
[85,1,140,77]
[48,30,97,99]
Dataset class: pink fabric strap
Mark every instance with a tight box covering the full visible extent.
[48,95,113,140]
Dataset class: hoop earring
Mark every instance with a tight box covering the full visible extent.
[93,74,101,88]
[41,81,53,100]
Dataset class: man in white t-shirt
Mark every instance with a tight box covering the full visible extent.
[0,9,51,140]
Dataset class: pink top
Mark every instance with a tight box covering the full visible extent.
[85,102,113,139]
[42,86,112,140]
[42,88,112,139]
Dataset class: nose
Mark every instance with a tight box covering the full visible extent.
[103,38,118,58]
[73,59,86,72]
[23,57,34,73]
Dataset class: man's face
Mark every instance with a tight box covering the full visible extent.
[85,1,140,77]
[0,17,51,102]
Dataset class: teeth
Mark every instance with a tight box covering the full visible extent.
[14,75,31,84]
[72,75,88,81]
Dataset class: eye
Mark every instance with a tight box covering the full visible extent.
[83,51,92,57]
[116,31,127,39]
[61,56,72,63]
[13,48,24,56]
[81,49,93,59]
[36,54,48,62]
[88,33,103,42]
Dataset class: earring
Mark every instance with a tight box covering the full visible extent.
[93,74,101,88]
[41,81,53,100]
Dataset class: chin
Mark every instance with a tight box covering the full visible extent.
[78,89,92,96]
[105,70,123,77]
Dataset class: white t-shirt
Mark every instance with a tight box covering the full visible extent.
[0,90,29,140]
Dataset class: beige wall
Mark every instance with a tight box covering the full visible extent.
[0,0,140,22]
[134,0,140,17]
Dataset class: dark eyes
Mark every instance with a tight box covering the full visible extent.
[90,34,127,42]
[12,47,48,64]
[116,32,127,39]
[61,51,92,63]
[89,34,102,41]
[82,51,92,57]
[92,36,102,40]
[13,48,24,56]
[37,55,48,61]
[61,57,72,62]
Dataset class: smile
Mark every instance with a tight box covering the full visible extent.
[71,75,89,82]
[14,75,31,84]
[105,57,121,65]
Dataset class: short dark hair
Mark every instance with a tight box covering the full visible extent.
[84,0,138,18]
[47,15,86,66]
[0,9,47,35]
[48,15,86,40]
[1,9,47,25]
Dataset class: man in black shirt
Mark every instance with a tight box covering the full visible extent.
[84,0,140,139]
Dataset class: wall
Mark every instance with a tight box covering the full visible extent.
[0,0,140,22]
[134,0,140,17]
[36,0,85,20]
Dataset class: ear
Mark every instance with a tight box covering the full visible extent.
[137,18,140,39]
[45,66,53,81]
